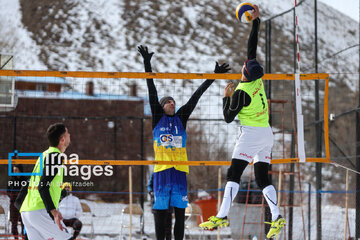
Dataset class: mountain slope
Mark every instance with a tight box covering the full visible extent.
[0,0,357,87]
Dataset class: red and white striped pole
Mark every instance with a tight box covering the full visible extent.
[294,0,306,162]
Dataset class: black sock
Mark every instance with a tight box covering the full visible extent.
[174,207,185,240]
[154,210,168,240]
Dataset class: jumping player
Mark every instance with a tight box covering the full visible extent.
[138,45,230,240]
[199,5,286,239]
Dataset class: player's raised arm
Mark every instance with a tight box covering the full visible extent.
[138,45,164,128]
[177,62,231,127]
[247,5,260,60]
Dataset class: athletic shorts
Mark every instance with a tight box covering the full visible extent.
[232,125,274,164]
[153,167,188,210]
[21,209,71,240]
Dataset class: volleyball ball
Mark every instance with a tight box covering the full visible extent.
[236,2,255,23]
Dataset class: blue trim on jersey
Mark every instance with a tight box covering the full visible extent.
[153,115,187,149]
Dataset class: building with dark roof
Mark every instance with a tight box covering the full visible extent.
[1,77,152,194]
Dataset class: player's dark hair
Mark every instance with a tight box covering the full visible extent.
[13,164,24,172]
[47,123,66,147]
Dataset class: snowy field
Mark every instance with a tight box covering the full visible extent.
[0,194,355,240]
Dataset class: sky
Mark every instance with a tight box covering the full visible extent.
[319,0,359,22]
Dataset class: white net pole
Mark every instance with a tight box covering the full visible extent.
[294,0,306,162]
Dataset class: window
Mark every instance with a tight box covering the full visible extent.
[36,83,47,91]
[0,76,14,106]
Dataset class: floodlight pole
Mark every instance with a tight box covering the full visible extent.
[288,9,297,240]
[356,0,360,238]
[314,1,322,240]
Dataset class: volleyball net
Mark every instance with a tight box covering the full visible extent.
[0,70,330,165]
[0,70,341,239]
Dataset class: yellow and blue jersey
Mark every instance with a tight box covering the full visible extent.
[153,115,188,173]
[146,77,214,174]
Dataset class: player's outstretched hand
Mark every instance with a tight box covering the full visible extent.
[251,5,259,19]
[50,209,64,231]
[224,82,235,97]
[214,62,231,74]
[51,209,64,231]
[138,45,154,62]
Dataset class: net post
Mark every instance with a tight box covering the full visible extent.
[217,167,222,240]
[129,166,133,240]
[344,169,349,240]
[324,76,330,160]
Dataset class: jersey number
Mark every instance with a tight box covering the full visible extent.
[259,93,265,109]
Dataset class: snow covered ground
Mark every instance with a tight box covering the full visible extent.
[0,193,355,240]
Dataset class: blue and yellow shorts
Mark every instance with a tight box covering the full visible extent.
[153,168,188,210]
